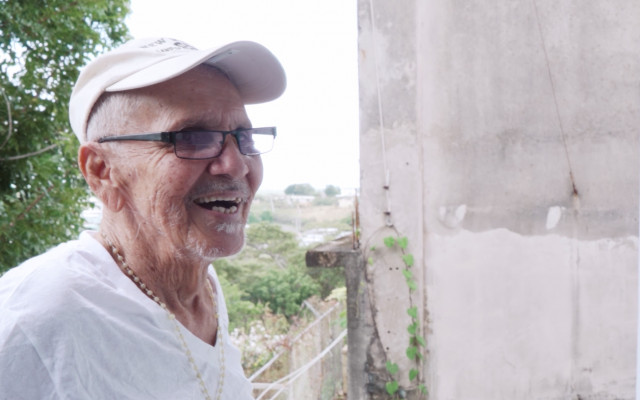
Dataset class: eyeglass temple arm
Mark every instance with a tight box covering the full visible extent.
[97,132,171,143]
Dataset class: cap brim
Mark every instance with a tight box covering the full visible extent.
[105,41,286,104]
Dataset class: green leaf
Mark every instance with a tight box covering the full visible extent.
[417,351,424,360]
[407,279,418,291]
[397,236,408,249]
[407,306,418,319]
[385,380,399,395]
[0,0,131,272]
[419,384,428,394]
[402,254,414,267]
[370,245,376,251]
[402,270,412,279]
[406,346,417,360]
[385,360,399,375]
[333,309,347,329]
[409,368,419,381]
[417,335,426,347]
[367,257,373,265]
[407,322,417,335]
[383,236,396,248]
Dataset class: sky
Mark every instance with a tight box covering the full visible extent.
[126,0,360,192]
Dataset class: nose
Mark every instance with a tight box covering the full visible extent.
[206,135,249,179]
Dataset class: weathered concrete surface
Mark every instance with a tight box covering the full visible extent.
[419,0,640,240]
[306,235,359,269]
[426,230,637,399]
[358,0,425,397]
[358,0,640,398]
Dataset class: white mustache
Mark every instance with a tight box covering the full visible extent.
[187,179,251,202]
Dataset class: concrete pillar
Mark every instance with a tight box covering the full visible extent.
[358,0,640,398]
[306,236,369,400]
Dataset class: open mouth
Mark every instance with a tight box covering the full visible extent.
[194,196,243,214]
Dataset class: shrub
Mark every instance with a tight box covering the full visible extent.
[260,210,274,222]
[324,185,341,197]
[284,183,316,196]
[248,267,320,319]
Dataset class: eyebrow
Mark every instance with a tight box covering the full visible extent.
[168,117,216,132]
[169,118,252,132]
[166,109,252,131]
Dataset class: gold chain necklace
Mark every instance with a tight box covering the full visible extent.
[101,232,225,400]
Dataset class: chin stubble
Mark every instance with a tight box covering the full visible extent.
[189,179,249,259]
[212,221,244,233]
[152,178,250,260]
[185,235,223,260]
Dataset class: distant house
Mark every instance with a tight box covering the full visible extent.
[285,195,315,205]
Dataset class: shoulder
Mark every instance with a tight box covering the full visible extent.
[0,232,114,311]
[0,310,60,399]
[0,233,164,396]
[0,231,126,345]
[0,235,112,400]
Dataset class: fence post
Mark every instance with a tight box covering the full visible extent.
[306,236,368,400]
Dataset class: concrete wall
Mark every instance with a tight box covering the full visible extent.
[358,0,640,398]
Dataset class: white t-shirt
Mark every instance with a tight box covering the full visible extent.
[0,231,253,400]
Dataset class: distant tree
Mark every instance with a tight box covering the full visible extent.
[217,274,262,332]
[0,1,130,271]
[214,222,304,291]
[259,210,273,222]
[243,221,302,268]
[247,266,320,319]
[324,185,341,197]
[284,183,316,196]
[214,222,347,321]
[306,266,345,300]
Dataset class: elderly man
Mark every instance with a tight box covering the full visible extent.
[0,37,285,399]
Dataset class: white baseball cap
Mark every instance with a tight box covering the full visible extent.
[69,37,287,143]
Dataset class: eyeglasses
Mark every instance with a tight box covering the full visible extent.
[97,127,277,160]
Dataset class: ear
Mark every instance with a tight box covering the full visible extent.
[78,143,126,213]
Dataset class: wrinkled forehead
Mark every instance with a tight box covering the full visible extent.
[124,66,251,132]
[85,64,252,144]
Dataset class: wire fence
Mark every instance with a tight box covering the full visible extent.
[250,299,347,400]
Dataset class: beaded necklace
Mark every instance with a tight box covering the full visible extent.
[101,232,225,400]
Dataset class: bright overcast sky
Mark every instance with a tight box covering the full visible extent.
[126,0,360,192]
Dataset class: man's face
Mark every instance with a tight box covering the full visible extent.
[110,66,262,259]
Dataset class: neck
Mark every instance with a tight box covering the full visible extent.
[98,216,212,311]
[98,211,220,346]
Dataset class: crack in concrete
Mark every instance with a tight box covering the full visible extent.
[532,0,579,198]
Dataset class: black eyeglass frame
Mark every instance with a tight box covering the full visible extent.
[97,127,277,160]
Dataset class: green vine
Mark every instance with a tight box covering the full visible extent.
[371,236,428,398]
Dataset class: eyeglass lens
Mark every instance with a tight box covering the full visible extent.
[174,129,274,159]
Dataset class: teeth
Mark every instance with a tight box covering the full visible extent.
[208,205,239,214]
[194,196,244,204]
